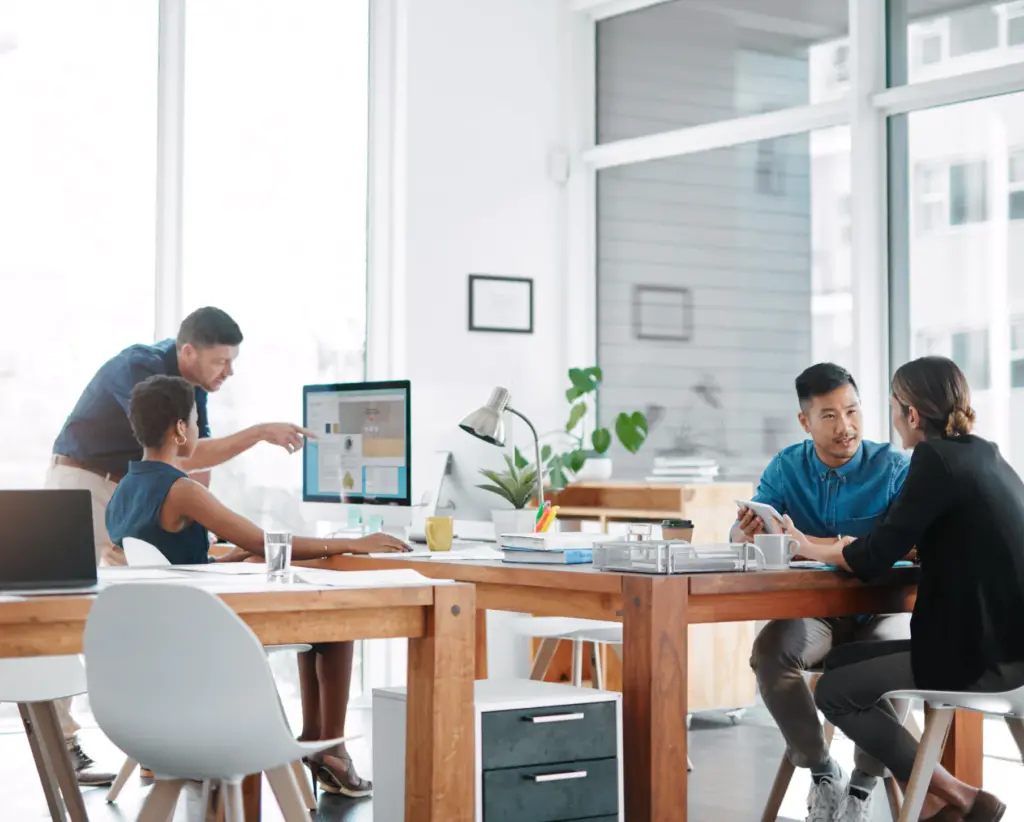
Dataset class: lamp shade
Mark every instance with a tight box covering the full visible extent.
[459,387,511,446]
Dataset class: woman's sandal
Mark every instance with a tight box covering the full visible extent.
[306,752,372,799]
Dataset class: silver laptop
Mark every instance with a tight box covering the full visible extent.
[0,490,99,594]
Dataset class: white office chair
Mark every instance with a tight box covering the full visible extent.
[84,582,348,822]
[884,683,1024,822]
[0,655,90,822]
[108,537,316,810]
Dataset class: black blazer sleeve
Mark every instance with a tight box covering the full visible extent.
[843,441,952,581]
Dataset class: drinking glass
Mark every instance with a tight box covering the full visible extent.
[264,531,293,583]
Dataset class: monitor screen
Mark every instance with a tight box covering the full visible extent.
[302,380,411,506]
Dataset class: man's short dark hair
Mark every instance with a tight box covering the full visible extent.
[128,375,196,448]
[795,363,858,409]
[176,307,243,349]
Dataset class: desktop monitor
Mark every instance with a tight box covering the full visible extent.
[302,380,412,507]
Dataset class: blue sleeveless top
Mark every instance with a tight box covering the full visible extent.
[106,461,210,565]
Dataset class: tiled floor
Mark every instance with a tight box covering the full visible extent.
[2,706,1021,821]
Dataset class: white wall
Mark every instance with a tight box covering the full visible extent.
[371,0,575,678]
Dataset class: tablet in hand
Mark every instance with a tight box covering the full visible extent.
[735,499,784,535]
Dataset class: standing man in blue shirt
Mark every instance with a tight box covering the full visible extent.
[731,364,910,822]
[44,306,313,784]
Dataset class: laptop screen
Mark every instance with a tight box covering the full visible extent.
[0,490,98,589]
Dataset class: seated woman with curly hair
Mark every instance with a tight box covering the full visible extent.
[106,374,410,797]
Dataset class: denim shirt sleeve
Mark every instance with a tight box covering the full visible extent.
[751,454,787,515]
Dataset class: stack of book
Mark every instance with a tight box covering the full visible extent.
[498,532,613,565]
[645,456,720,484]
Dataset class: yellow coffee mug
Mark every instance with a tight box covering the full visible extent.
[425,516,454,552]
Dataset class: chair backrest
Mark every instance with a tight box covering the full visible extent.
[0,655,87,703]
[122,537,171,567]
[84,582,295,778]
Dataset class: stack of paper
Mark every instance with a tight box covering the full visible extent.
[645,456,719,484]
[499,533,613,565]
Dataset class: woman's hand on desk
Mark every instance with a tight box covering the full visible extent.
[345,533,412,554]
[782,515,853,571]
[214,546,254,563]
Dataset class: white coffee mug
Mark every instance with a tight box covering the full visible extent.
[754,533,800,570]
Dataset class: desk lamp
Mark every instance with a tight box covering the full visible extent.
[459,387,544,508]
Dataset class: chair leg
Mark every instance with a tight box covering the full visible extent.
[223,780,245,822]
[106,756,138,803]
[27,701,88,822]
[1005,716,1024,761]
[290,759,317,810]
[267,766,313,822]
[903,706,923,741]
[137,779,184,822]
[19,703,66,822]
[898,707,954,822]
[571,640,583,687]
[823,719,836,747]
[761,754,796,822]
[589,643,605,690]
[687,755,694,772]
[884,776,903,821]
[529,638,559,681]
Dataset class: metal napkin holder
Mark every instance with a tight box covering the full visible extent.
[592,539,757,575]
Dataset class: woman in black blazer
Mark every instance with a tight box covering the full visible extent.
[784,357,1024,822]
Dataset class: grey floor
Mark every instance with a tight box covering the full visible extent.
[3,706,1022,821]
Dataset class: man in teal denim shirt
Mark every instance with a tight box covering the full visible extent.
[731,364,910,822]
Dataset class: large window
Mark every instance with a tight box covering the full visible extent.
[0,1,157,488]
[596,0,849,143]
[591,0,1024,486]
[181,0,369,530]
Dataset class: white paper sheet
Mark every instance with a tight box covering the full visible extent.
[292,569,445,588]
[173,563,267,575]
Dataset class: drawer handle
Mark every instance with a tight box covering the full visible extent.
[523,712,585,724]
[530,770,588,783]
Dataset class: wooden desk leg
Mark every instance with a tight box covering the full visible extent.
[406,585,475,822]
[941,710,984,787]
[27,702,88,822]
[18,703,66,822]
[241,773,262,822]
[475,608,488,679]
[621,576,689,822]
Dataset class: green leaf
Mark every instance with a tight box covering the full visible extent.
[548,464,569,490]
[479,468,516,497]
[502,453,520,483]
[513,447,529,470]
[540,444,552,463]
[615,412,649,454]
[591,427,612,455]
[565,401,587,433]
[568,449,587,474]
[476,483,514,505]
[587,366,603,383]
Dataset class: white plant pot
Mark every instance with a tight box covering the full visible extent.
[491,508,538,538]
[572,456,614,482]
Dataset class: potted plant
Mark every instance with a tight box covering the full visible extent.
[477,453,541,536]
[541,367,650,488]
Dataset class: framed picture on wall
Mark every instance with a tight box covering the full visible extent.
[468,275,534,334]
[633,285,693,341]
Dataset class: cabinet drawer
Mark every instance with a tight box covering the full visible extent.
[481,700,616,770]
[482,757,618,822]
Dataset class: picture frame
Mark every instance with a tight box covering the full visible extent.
[468,275,534,334]
[633,285,693,341]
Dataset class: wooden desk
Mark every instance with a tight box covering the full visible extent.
[0,582,475,822]
[327,556,982,822]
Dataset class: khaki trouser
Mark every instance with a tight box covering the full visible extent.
[43,461,124,740]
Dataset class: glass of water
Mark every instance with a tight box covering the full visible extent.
[264,531,293,583]
[625,523,653,542]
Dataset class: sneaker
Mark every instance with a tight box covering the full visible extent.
[66,740,116,787]
[836,791,874,822]
[806,771,848,822]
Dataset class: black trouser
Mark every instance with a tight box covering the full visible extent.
[814,640,1024,783]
